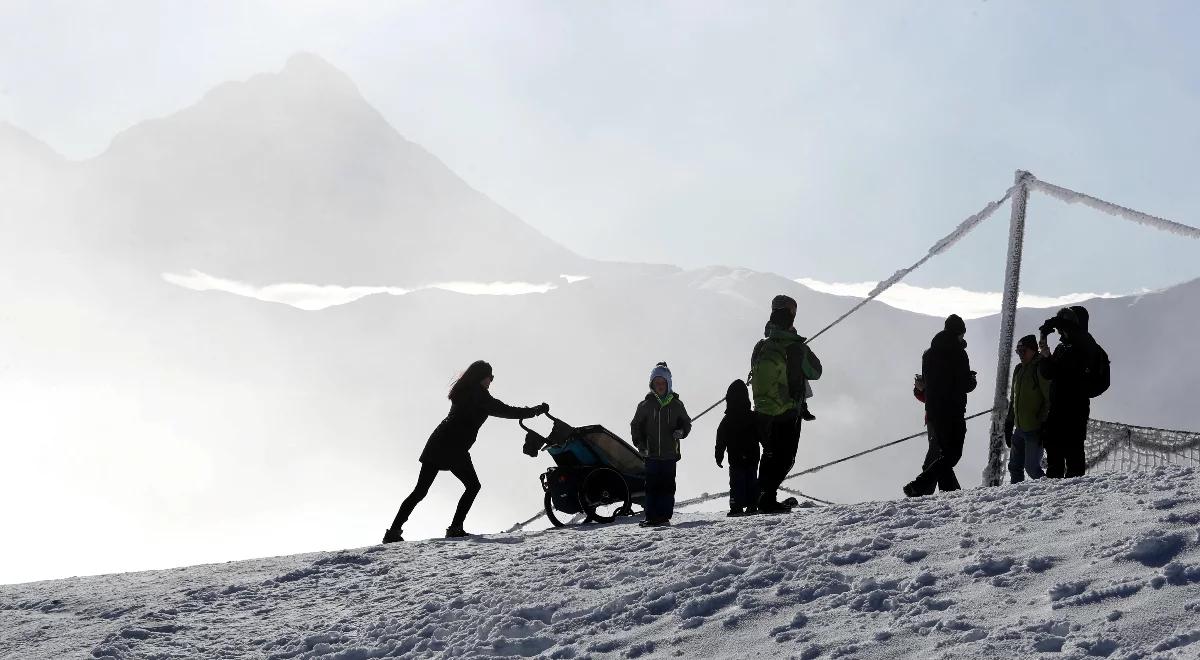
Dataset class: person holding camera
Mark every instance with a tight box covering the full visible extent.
[1038,307,1098,478]
[904,314,977,497]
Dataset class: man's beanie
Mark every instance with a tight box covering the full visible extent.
[1055,307,1079,326]
[944,313,967,335]
[1017,334,1038,351]
[771,294,798,311]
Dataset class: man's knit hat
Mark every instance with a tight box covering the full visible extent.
[1017,334,1038,351]
[944,313,967,336]
[649,362,673,393]
[771,294,798,311]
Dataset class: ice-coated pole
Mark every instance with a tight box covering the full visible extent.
[982,170,1031,486]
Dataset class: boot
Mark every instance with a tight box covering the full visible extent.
[727,508,745,518]
[445,527,471,539]
[381,527,404,544]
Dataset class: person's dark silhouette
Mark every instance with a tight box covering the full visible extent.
[383,361,547,542]
[905,314,976,496]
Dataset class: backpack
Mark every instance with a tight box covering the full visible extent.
[1083,342,1110,398]
[750,338,793,416]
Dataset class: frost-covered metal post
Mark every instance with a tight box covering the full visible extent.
[983,170,1032,486]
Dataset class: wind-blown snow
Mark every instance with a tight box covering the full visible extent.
[795,279,1125,319]
[5,466,1200,659]
[162,270,581,310]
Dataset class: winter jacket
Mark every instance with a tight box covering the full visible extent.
[921,329,976,419]
[715,380,762,467]
[420,385,541,469]
[1006,357,1052,434]
[750,323,823,416]
[1039,331,1095,418]
[631,392,692,460]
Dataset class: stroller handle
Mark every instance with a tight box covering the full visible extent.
[519,411,568,434]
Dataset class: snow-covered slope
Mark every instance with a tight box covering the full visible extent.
[4,466,1200,659]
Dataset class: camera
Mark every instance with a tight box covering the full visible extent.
[1039,318,1057,336]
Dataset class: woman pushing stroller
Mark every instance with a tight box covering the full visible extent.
[383,360,548,542]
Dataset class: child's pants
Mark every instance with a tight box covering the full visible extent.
[644,458,678,521]
[728,463,759,510]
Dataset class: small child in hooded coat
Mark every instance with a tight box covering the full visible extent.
[715,379,762,516]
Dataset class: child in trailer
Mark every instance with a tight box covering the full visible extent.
[630,362,691,527]
[715,379,761,516]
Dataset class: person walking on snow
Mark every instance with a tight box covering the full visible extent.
[904,314,976,497]
[383,360,548,543]
[715,379,761,517]
[751,295,823,513]
[1006,334,1052,482]
[630,362,691,527]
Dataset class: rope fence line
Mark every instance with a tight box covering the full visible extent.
[504,173,1200,534]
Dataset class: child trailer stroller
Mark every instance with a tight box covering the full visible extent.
[521,413,647,526]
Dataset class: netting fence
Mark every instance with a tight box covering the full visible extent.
[1086,418,1200,472]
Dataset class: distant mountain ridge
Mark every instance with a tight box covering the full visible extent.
[4,53,588,284]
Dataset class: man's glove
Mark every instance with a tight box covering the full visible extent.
[534,403,550,416]
[672,429,685,440]
[716,459,723,468]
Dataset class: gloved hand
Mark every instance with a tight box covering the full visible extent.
[672,429,685,440]
[534,403,550,416]
[715,458,724,468]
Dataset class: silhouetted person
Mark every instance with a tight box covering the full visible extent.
[715,379,761,516]
[905,314,976,497]
[1006,334,1052,482]
[751,295,823,513]
[383,361,547,542]
[1039,307,1100,478]
[631,362,691,527]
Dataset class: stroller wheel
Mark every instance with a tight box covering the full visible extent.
[579,468,631,524]
[544,491,568,528]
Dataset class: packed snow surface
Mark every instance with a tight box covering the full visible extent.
[4,467,1200,659]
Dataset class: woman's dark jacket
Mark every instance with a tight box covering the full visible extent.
[420,385,540,469]
[715,380,762,467]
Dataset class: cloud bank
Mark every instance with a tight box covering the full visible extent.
[796,278,1127,319]
[163,270,587,311]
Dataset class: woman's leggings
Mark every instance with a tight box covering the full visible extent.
[390,459,482,531]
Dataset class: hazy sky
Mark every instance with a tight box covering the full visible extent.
[4,0,1200,291]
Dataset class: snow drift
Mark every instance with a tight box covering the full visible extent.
[4,466,1200,659]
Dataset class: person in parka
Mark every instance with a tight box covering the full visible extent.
[1038,307,1097,478]
[904,314,977,497]
[715,379,761,517]
[1005,334,1052,482]
[750,295,823,513]
[383,360,548,543]
[630,362,691,527]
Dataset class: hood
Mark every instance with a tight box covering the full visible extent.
[724,379,752,414]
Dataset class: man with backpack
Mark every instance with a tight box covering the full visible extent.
[750,295,823,513]
[1038,305,1109,478]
